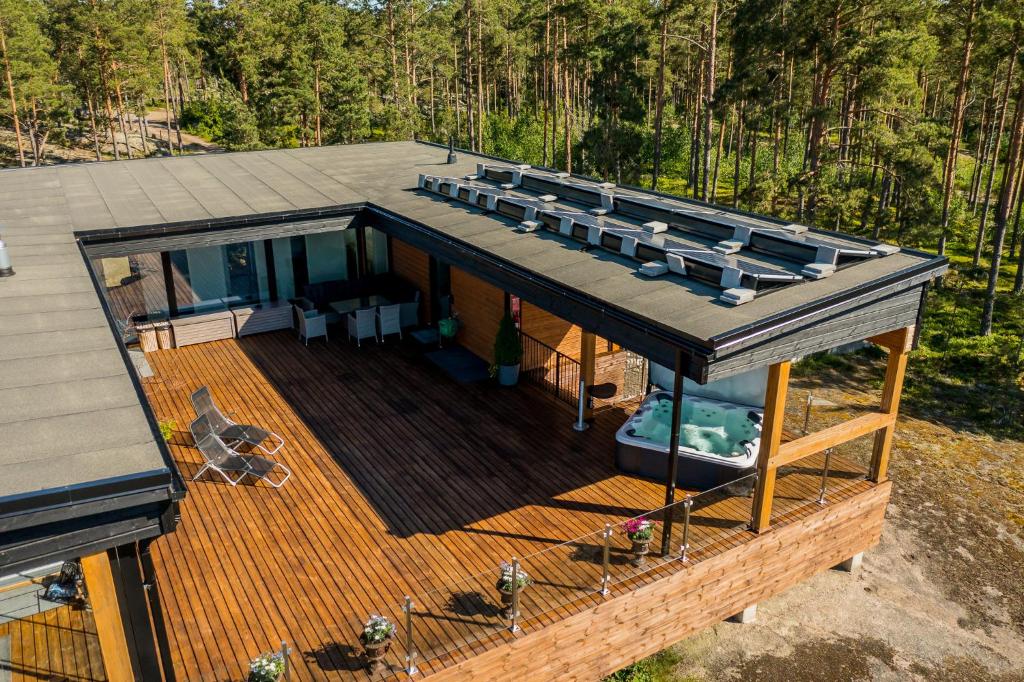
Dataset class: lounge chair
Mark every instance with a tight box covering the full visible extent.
[293,304,328,345]
[190,386,284,455]
[347,307,377,347]
[189,415,291,488]
[377,304,402,341]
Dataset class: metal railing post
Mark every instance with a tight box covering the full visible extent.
[817,448,833,505]
[280,640,292,681]
[680,497,693,561]
[403,596,418,675]
[573,377,588,431]
[509,558,521,633]
[600,524,612,595]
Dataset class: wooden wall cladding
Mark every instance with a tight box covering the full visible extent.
[521,301,583,358]
[391,237,432,323]
[451,267,506,362]
[428,481,891,682]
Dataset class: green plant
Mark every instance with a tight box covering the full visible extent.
[361,614,395,644]
[493,312,523,367]
[247,651,284,682]
[496,562,531,592]
[158,419,176,443]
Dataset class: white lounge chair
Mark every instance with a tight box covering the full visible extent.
[189,415,291,488]
[190,386,284,455]
[347,307,377,347]
[293,304,328,345]
[377,304,402,341]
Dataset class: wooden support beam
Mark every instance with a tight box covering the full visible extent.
[770,411,895,469]
[81,550,135,682]
[751,360,790,533]
[868,325,915,353]
[870,335,910,482]
[580,330,596,420]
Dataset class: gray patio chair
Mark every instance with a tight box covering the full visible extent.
[377,303,402,341]
[399,291,420,328]
[293,304,328,345]
[190,386,285,455]
[347,307,378,347]
[189,415,291,488]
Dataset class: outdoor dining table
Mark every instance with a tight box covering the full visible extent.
[328,294,392,317]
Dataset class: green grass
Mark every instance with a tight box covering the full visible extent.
[604,649,693,682]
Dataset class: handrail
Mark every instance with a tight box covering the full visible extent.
[519,331,582,405]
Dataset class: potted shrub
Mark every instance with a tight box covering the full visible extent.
[247,651,285,682]
[622,516,657,567]
[492,312,523,386]
[495,561,530,619]
[359,614,396,673]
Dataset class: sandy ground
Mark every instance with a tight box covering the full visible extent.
[663,364,1024,681]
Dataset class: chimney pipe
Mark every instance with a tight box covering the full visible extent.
[0,235,13,277]
[447,136,458,165]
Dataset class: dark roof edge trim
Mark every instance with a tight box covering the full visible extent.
[74,203,367,245]
[710,255,948,353]
[77,240,186,508]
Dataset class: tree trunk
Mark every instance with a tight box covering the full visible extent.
[701,0,717,201]
[0,29,26,167]
[114,78,134,159]
[733,101,745,208]
[651,9,668,189]
[161,40,174,155]
[314,61,322,146]
[86,90,101,161]
[464,0,475,151]
[982,78,1024,333]
[974,49,1017,266]
[937,0,979,260]
[1009,165,1024,259]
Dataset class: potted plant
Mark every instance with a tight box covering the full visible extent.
[492,312,523,386]
[247,651,285,682]
[495,561,530,619]
[622,516,657,567]
[158,419,176,443]
[359,614,396,673]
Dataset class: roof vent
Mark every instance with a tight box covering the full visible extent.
[538,194,558,203]
[446,136,458,164]
[639,261,668,277]
[642,221,668,234]
[0,236,14,277]
[517,220,541,233]
[714,240,743,255]
[802,263,836,279]
[721,287,756,305]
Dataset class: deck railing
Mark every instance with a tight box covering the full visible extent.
[390,472,762,674]
[519,332,581,406]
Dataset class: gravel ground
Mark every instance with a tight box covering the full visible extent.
[660,362,1024,682]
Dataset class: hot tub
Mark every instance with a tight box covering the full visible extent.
[615,390,762,489]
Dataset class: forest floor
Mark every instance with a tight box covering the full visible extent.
[622,357,1024,682]
[0,113,218,167]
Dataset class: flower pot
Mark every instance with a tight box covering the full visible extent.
[155,322,174,349]
[360,634,393,674]
[497,363,520,386]
[629,538,651,567]
[136,323,158,353]
[496,585,519,620]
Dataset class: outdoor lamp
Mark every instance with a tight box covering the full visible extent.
[0,235,13,277]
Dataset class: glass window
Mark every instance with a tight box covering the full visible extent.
[305,230,355,284]
[92,252,169,322]
[365,227,390,275]
[272,237,296,301]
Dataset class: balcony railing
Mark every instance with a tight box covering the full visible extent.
[519,332,581,406]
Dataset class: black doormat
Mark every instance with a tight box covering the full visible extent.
[424,346,491,384]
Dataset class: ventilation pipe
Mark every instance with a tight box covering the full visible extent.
[0,234,13,277]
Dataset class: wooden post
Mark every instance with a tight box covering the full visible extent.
[751,360,791,533]
[868,326,912,482]
[580,331,596,420]
[81,550,135,681]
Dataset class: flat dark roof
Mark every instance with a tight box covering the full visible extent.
[0,141,945,540]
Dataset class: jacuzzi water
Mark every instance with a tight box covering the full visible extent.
[629,396,759,457]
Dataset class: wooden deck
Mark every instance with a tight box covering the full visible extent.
[0,605,106,682]
[142,332,873,681]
